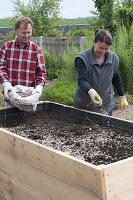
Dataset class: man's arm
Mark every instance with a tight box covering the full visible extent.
[0,43,14,100]
[0,43,10,83]
[35,48,47,87]
[31,48,47,98]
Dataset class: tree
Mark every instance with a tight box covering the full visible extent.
[114,0,133,30]
[12,0,61,36]
[92,0,116,34]
[92,0,133,33]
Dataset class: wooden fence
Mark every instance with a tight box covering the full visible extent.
[31,36,85,55]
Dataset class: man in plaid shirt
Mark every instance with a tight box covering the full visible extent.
[0,16,47,105]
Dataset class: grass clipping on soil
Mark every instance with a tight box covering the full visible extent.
[1,110,133,165]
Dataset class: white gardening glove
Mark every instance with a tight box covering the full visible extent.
[88,89,102,107]
[119,96,128,111]
[32,85,43,98]
[2,81,14,100]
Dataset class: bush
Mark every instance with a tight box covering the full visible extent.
[43,46,78,104]
[112,25,133,93]
[57,46,79,81]
[43,50,61,80]
[66,27,86,37]
[44,80,76,105]
[3,31,15,42]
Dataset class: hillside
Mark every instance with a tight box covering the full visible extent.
[0,18,14,27]
[59,17,92,25]
[0,17,91,27]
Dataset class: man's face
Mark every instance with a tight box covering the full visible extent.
[15,23,32,45]
[93,41,110,58]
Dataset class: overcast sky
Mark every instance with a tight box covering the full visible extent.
[0,0,95,19]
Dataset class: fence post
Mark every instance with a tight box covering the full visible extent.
[80,37,85,51]
[39,36,43,49]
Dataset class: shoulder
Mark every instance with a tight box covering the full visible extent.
[75,48,92,67]
[78,48,91,56]
[76,48,91,60]
[0,40,14,50]
[30,41,42,53]
[109,51,119,61]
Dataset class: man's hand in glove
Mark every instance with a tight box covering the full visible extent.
[88,89,102,107]
[119,96,128,110]
[32,85,43,98]
[2,81,14,100]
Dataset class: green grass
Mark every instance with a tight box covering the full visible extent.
[0,18,13,27]
[44,80,76,105]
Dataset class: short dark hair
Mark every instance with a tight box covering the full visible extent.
[15,16,33,30]
[94,29,112,45]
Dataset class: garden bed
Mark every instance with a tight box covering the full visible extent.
[2,110,132,165]
[0,101,132,200]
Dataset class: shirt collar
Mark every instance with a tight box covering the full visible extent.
[90,47,113,65]
[15,38,30,49]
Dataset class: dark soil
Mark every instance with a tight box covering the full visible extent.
[1,110,133,165]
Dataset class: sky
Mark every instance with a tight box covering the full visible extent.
[0,0,95,19]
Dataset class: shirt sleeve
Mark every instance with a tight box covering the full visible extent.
[75,57,92,93]
[0,43,10,83]
[112,72,124,96]
[36,48,47,86]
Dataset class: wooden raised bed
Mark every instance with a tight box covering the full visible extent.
[0,101,132,200]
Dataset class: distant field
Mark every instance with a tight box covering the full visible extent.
[0,17,90,27]
[59,17,91,25]
[0,18,14,27]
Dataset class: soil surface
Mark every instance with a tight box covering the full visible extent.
[1,110,132,165]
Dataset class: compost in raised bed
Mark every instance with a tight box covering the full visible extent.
[1,110,133,165]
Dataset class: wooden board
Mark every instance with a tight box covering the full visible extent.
[0,128,105,200]
[103,158,133,200]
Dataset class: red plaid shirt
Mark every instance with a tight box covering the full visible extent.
[0,38,47,87]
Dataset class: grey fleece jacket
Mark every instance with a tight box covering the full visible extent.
[73,48,120,113]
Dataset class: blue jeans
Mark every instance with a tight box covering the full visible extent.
[107,111,112,116]
[4,101,12,107]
